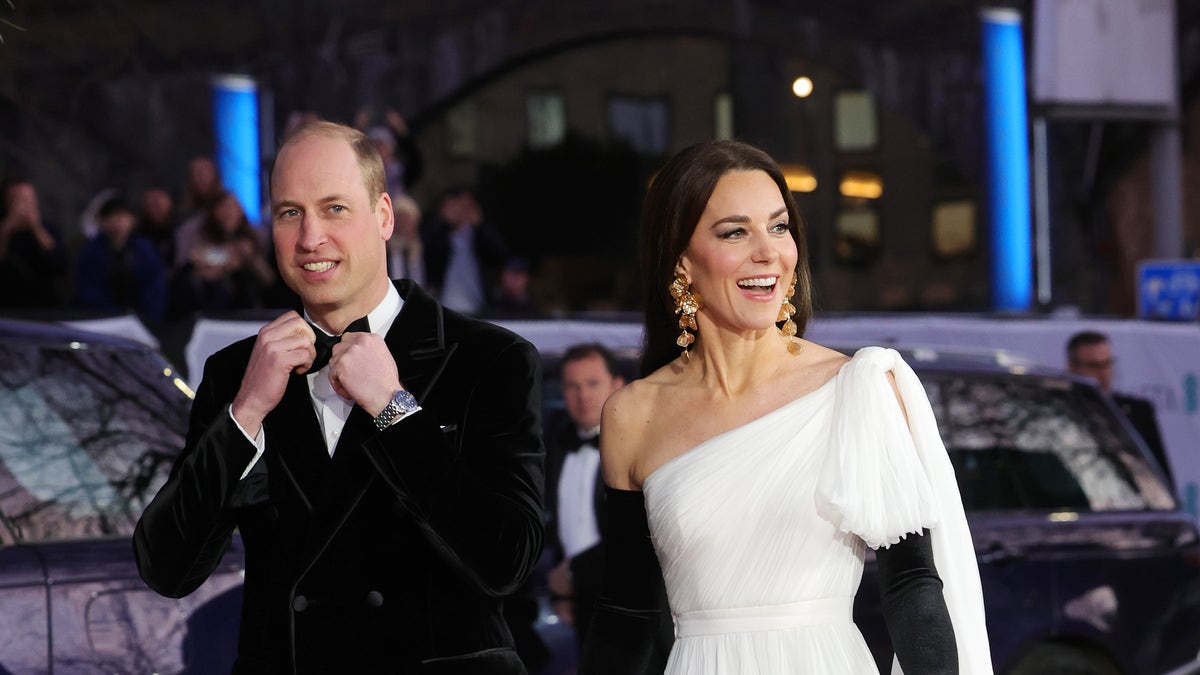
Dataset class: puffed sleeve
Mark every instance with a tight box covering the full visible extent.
[816,346,994,675]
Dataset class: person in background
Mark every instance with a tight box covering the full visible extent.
[488,256,540,317]
[1067,330,1171,484]
[134,120,544,674]
[75,196,167,324]
[387,192,425,285]
[175,155,225,268]
[423,185,509,315]
[138,186,179,268]
[170,191,275,317]
[0,177,68,309]
[357,106,425,197]
[545,344,647,651]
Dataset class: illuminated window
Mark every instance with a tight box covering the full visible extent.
[839,170,883,199]
[932,200,977,258]
[527,91,566,149]
[834,90,878,152]
[779,163,817,193]
[446,101,477,158]
[715,92,734,140]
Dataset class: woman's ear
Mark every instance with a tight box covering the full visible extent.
[674,257,690,282]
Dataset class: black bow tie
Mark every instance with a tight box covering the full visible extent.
[309,316,370,372]
[563,430,600,454]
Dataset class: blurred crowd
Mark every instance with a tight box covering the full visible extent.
[0,109,541,333]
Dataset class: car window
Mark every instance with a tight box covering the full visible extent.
[0,340,190,544]
[924,374,1174,513]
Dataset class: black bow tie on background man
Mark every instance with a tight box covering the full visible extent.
[560,427,600,454]
[308,316,370,372]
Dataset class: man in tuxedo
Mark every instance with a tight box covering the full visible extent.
[1066,330,1171,485]
[545,344,625,644]
[134,120,544,674]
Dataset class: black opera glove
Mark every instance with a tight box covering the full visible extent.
[579,487,672,675]
[876,528,958,674]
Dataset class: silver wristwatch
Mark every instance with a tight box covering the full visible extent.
[374,389,419,431]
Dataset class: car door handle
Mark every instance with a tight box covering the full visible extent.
[978,542,1024,565]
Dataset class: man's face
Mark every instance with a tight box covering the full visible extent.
[271,133,393,330]
[5,182,39,220]
[141,189,173,223]
[561,353,623,431]
[99,209,136,244]
[1069,341,1115,393]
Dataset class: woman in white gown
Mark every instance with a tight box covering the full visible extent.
[580,140,992,674]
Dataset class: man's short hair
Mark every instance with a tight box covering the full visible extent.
[98,195,134,219]
[273,120,387,204]
[1067,330,1110,361]
[561,343,620,377]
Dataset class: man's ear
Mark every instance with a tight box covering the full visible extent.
[377,192,395,240]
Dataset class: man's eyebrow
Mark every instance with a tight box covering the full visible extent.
[272,194,351,210]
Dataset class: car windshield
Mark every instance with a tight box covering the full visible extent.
[0,338,190,545]
[924,373,1175,513]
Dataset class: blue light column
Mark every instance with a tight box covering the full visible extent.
[211,75,262,225]
[981,8,1032,312]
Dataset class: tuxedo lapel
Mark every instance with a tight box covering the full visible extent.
[387,279,457,404]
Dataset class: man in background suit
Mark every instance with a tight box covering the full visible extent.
[1067,330,1171,485]
[545,344,625,645]
[134,120,544,674]
[422,185,509,315]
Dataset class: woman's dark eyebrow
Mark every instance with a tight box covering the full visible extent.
[708,206,788,229]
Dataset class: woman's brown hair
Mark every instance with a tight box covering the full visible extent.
[638,140,812,377]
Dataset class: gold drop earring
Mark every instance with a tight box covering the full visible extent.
[670,273,701,363]
[777,274,802,354]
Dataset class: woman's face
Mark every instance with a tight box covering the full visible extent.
[678,169,797,335]
[215,195,243,231]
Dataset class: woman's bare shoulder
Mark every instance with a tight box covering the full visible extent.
[793,339,853,380]
[599,375,677,490]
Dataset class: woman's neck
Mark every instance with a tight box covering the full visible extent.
[688,324,789,397]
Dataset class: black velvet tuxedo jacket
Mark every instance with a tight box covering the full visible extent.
[133,280,545,674]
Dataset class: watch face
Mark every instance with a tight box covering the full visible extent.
[395,389,419,413]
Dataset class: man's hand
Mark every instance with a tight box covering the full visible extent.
[230,312,317,436]
[549,559,576,625]
[328,332,403,416]
[548,558,574,597]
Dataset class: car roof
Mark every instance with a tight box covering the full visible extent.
[0,317,151,351]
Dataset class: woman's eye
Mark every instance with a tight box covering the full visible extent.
[771,222,789,233]
[719,228,745,239]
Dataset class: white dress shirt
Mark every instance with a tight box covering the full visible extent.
[557,425,602,559]
[234,284,405,479]
[439,226,485,314]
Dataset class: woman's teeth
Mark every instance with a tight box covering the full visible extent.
[737,277,777,290]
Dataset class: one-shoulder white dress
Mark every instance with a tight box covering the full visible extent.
[641,347,993,674]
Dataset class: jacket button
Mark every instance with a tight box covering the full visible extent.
[292,595,308,612]
[365,590,384,608]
